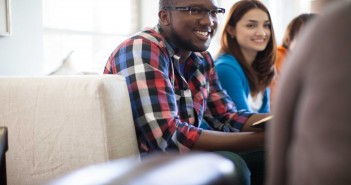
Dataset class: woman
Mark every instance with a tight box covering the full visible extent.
[270,13,316,108]
[201,2,276,185]
[215,0,276,113]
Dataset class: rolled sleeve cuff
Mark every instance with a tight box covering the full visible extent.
[175,123,202,154]
[229,110,254,131]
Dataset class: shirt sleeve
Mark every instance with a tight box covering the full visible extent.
[104,37,201,154]
[202,53,253,132]
[215,62,251,112]
[258,87,270,113]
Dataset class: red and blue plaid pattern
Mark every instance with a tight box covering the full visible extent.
[104,26,252,155]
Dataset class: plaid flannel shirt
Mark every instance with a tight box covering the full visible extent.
[104,25,253,155]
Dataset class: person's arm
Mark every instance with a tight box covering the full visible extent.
[258,88,270,113]
[104,37,201,153]
[193,129,264,152]
[195,109,269,152]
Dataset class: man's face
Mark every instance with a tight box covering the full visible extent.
[164,0,221,52]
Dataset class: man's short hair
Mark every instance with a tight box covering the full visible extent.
[159,0,175,10]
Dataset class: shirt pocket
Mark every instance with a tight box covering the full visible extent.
[193,82,209,114]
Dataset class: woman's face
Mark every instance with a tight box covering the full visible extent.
[230,8,271,57]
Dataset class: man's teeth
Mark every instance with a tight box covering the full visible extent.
[195,31,209,36]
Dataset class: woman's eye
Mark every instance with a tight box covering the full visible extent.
[264,23,271,28]
[247,24,256,28]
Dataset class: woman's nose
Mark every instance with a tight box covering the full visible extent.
[256,27,268,36]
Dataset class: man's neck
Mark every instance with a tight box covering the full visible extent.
[178,49,191,63]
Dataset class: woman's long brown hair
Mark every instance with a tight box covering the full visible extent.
[218,0,276,95]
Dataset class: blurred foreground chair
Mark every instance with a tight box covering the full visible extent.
[49,152,239,185]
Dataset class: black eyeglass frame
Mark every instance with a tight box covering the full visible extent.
[162,6,225,19]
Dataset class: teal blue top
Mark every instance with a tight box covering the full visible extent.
[215,53,270,113]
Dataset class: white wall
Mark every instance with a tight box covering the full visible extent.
[0,0,43,76]
[269,0,311,44]
[140,0,158,29]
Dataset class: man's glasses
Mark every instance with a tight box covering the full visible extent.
[163,7,225,20]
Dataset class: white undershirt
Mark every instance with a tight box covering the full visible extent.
[248,92,263,112]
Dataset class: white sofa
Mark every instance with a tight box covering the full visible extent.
[0,75,139,185]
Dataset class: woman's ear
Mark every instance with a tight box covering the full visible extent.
[158,10,170,26]
[226,25,236,39]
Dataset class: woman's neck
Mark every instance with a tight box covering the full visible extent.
[241,49,257,66]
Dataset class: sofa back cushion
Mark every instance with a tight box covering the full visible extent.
[0,75,139,185]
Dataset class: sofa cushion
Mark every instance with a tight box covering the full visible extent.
[0,75,139,185]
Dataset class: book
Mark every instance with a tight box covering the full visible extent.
[251,115,273,128]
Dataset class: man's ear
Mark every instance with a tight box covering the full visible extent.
[158,10,171,26]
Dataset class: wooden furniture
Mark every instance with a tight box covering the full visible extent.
[0,127,8,185]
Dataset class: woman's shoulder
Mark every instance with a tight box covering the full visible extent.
[215,53,241,68]
[215,53,244,73]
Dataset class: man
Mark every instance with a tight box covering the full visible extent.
[104,0,268,184]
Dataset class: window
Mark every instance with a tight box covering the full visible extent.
[43,0,138,74]
[43,0,313,74]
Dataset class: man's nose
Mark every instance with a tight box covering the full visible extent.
[199,13,216,26]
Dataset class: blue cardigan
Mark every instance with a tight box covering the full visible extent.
[215,53,270,113]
